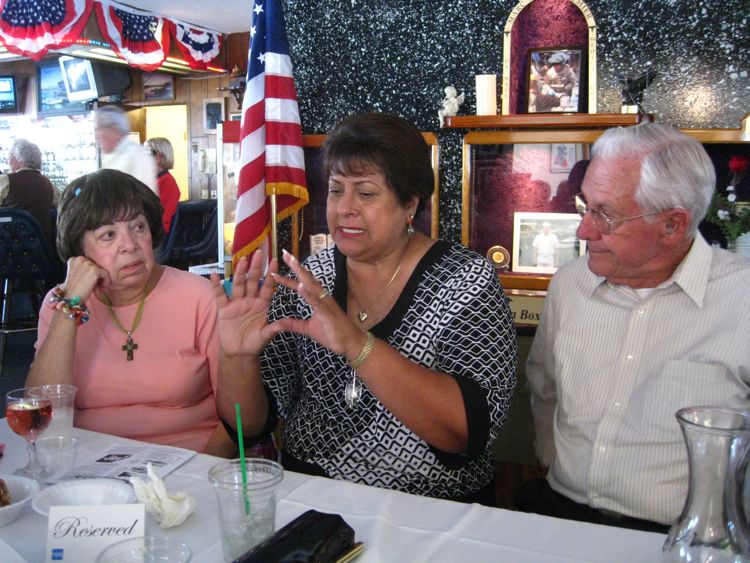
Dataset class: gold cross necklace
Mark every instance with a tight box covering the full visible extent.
[100,284,149,361]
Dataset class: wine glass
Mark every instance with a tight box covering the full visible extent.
[5,387,54,479]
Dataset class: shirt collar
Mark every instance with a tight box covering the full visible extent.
[585,233,711,307]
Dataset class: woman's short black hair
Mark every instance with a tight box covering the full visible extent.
[56,169,164,261]
[321,113,434,216]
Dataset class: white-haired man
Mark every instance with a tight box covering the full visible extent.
[517,121,750,533]
[94,106,157,192]
[0,139,55,241]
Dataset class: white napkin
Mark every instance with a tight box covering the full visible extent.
[129,462,196,528]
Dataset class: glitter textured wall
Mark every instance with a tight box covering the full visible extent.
[283,0,750,243]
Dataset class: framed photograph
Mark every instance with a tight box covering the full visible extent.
[550,143,577,173]
[203,97,225,134]
[143,72,174,101]
[512,212,587,274]
[527,47,583,113]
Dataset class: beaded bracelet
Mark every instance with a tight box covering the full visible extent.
[48,286,90,326]
[348,331,375,370]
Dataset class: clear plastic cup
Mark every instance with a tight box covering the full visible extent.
[36,436,78,483]
[208,459,283,562]
[96,536,192,562]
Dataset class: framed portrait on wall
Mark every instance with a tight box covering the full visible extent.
[203,97,225,134]
[527,47,583,114]
[512,212,586,274]
[550,143,577,173]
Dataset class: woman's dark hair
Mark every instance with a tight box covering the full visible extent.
[56,169,164,260]
[321,113,434,216]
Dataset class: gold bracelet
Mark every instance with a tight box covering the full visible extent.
[348,331,375,370]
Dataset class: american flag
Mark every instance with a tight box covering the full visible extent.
[232,0,308,269]
[94,0,169,71]
[0,0,92,61]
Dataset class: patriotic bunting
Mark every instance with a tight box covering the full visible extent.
[0,0,93,61]
[94,0,169,72]
[232,0,308,268]
[172,22,222,70]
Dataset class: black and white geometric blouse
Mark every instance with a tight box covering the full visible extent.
[261,240,517,501]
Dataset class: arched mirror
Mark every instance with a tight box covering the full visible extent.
[501,0,597,115]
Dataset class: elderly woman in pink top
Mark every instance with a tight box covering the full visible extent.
[27,169,235,457]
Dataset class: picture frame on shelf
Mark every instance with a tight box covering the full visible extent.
[143,72,174,101]
[550,143,577,173]
[527,47,583,114]
[203,97,225,134]
[512,212,586,274]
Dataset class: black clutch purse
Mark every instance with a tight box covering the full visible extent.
[232,509,364,563]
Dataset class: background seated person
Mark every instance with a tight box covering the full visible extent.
[0,139,56,242]
[145,137,181,233]
[214,112,517,505]
[26,169,235,457]
[516,122,750,533]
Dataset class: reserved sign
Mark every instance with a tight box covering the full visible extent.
[45,504,145,562]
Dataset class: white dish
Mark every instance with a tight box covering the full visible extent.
[32,478,136,516]
[0,474,40,527]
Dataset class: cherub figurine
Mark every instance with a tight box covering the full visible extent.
[438,86,465,125]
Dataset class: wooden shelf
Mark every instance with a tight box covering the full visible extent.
[442,113,646,130]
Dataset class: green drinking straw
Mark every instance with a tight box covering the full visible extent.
[235,403,251,515]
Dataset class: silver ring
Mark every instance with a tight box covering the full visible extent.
[318,289,330,300]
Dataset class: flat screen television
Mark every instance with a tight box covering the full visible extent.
[58,55,131,103]
[0,75,19,114]
[37,61,89,116]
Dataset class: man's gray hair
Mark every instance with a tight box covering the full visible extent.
[592,121,715,237]
[10,139,42,170]
[95,105,131,135]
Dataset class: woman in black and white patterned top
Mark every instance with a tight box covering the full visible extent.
[214,113,517,504]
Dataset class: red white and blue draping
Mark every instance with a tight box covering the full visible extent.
[0,0,223,71]
[0,0,93,61]
[172,22,222,70]
[94,0,169,72]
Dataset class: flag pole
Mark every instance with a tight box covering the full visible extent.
[270,188,278,261]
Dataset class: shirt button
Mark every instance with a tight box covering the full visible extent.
[626,354,634,361]
[599,446,606,453]
[614,402,621,409]
[637,309,645,315]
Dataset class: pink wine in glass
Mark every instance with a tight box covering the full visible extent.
[6,401,53,440]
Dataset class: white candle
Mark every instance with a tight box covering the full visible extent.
[475,74,497,116]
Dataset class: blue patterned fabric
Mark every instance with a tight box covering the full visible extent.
[262,241,517,499]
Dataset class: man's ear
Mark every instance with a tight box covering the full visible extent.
[663,208,691,237]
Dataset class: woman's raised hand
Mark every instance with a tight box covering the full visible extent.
[211,251,281,358]
[62,256,109,303]
[270,250,362,359]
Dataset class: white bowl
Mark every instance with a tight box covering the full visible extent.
[0,474,40,527]
[32,478,136,516]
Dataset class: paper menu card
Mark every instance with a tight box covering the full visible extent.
[71,444,195,482]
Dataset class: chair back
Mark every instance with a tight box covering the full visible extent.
[0,208,64,287]
[162,199,218,267]
[156,205,181,264]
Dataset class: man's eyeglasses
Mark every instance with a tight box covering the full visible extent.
[574,193,663,235]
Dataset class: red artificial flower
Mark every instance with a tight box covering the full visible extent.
[728,155,749,174]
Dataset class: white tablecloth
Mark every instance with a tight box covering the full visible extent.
[0,423,666,562]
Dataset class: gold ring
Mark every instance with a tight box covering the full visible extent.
[318,289,330,300]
